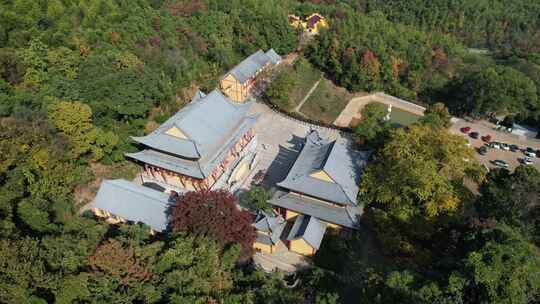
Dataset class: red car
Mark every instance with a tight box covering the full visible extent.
[481,134,492,142]
[460,126,471,134]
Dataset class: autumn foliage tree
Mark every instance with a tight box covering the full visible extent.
[89,240,152,286]
[171,190,255,262]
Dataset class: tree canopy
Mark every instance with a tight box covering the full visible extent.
[171,190,256,262]
[355,102,390,148]
[449,66,538,117]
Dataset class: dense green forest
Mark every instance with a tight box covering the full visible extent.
[1,0,540,303]
[362,0,540,55]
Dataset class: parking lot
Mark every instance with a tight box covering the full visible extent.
[450,118,540,172]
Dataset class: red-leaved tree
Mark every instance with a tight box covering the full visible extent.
[170,190,255,262]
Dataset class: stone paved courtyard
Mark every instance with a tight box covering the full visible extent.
[237,101,344,191]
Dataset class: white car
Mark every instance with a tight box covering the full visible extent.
[500,143,510,151]
[490,142,500,149]
[523,157,534,165]
[524,151,536,158]
[493,160,509,168]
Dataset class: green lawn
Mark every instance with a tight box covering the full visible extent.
[288,58,322,107]
[300,78,352,124]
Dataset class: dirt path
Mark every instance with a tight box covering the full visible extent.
[294,77,322,113]
[333,92,426,127]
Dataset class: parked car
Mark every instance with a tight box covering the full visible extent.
[478,146,488,155]
[536,150,540,158]
[500,143,510,151]
[460,126,471,134]
[522,157,534,165]
[490,142,500,149]
[469,132,479,139]
[481,134,492,142]
[526,147,535,153]
[493,160,509,168]
[524,151,536,158]
[510,144,520,152]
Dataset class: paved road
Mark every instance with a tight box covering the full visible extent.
[450,118,540,172]
[334,92,426,127]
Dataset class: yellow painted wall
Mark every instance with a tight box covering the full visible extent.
[324,221,342,230]
[93,207,104,217]
[285,209,299,220]
[160,171,181,188]
[289,239,315,256]
[220,74,247,102]
[183,179,196,191]
[254,242,273,254]
[93,208,126,225]
[312,19,328,34]
[232,161,249,183]
[288,15,304,28]
[165,126,188,139]
[310,170,335,182]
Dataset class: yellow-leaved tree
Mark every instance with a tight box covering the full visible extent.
[359,124,484,261]
[47,100,118,160]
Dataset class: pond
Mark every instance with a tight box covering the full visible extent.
[389,106,421,128]
[371,102,421,128]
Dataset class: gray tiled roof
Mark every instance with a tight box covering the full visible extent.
[277,130,370,205]
[128,89,259,179]
[226,49,277,84]
[127,113,258,179]
[252,212,286,245]
[287,215,327,250]
[132,89,254,159]
[265,49,282,65]
[125,149,205,179]
[269,191,361,229]
[91,179,173,232]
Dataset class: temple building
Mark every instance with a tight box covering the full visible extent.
[126,89,259,193]
[270,130,370,255]
[288,13,328,35]
[286,215,327,256]
[252,212,286,254]
[304,13,328,34]
[220,49,281,103]
[92,179,174,234]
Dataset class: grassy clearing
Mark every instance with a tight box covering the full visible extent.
[300,78,353,124]
[288,58,322,107]
[266,56,321,111]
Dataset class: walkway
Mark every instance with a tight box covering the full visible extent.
[294,77,322,113]
[253,242,311,273]
[333,92,426,127]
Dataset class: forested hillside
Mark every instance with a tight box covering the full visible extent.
[1,1,540,303]
[301,0,540,126]
[0,0,298,160]
[0,1,303,302]
[362,0,540,55]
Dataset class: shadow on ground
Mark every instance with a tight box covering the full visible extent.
[261,134,305,187]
